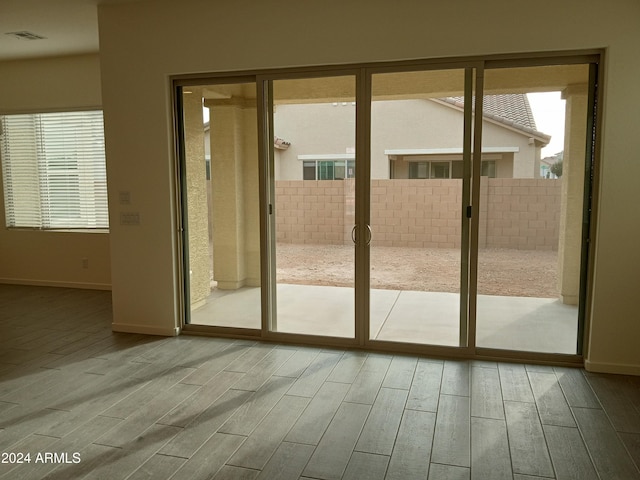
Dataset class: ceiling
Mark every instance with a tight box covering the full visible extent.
[0,0,140,62]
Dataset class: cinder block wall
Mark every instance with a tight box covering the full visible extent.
[275,180,354,244]
[275,178,561,250]
[484,178,561,251]
[370,179,462,248]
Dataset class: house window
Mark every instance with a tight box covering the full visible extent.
[318,161,335,180]
[451,161,464,179]
[409,162,429,179]
[0,110,109,229]
[406,159,495,179]
[303,161,316,180]
[302,160,355,180]
[481,160,496,178]
[409,161,451,179]
[431,162,450,179]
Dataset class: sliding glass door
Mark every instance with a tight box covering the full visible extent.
[474,63,594,355]
[177,53,598,361]
[267,74,357,339]
[367,68,471,347]
[179,80,262,331]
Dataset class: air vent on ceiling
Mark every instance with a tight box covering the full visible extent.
[5,31,47,41]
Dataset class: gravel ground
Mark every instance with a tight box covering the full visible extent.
[276,244,559,298]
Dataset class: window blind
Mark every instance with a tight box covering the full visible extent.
[0,110,109,229]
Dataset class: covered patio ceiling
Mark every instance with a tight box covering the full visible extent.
[194,63,590,104]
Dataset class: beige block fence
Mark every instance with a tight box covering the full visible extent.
[275,178,561,250]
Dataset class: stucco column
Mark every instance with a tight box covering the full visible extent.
[184,90,210,308]
[478,176,489,248]
[557,84,588,305]
[242,102,261,287]
[206,97,259,290]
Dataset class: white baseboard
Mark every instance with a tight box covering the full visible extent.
[584,359,640,376]
[0,278,111,290]
[112,322,180,337]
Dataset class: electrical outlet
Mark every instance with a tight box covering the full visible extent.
[82,258,89,269]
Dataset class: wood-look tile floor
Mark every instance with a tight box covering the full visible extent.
[1,285,640,480]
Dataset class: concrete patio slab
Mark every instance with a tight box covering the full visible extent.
[190,284,578,354]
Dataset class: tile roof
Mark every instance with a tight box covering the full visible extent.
[437,94,550,143]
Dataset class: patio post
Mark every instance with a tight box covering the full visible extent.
[183,88,210,308]
[206,96,260,290]
[558,83,588,305]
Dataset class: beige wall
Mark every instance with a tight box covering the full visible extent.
[275,99,539,180]
[0,54,111,289]
[97,0,640,373]
[275,103,356,180]
[0,54,102,114]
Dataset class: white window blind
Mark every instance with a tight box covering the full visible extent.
[0,110,109,229]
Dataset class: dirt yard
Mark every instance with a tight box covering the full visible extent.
[276,244,559,298]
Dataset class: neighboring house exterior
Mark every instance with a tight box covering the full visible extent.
[271,94,551,181]
[540,152,563,178]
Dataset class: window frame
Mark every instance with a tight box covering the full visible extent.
[0,109,109,231]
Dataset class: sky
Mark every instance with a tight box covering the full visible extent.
[527,91,566,159]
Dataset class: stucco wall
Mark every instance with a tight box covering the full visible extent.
[183,89,209,306]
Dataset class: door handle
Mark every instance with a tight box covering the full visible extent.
[351,225,371,246]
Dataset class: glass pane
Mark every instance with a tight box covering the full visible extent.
[183,82,261,329]
[475,64,590,354]
[409,162,428,179]
[272,75,356,337]
[431,162,450,179]
[303,161,316,180]
[452,161,464,179]
[318,160,335,180]
[370,69,466,346]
